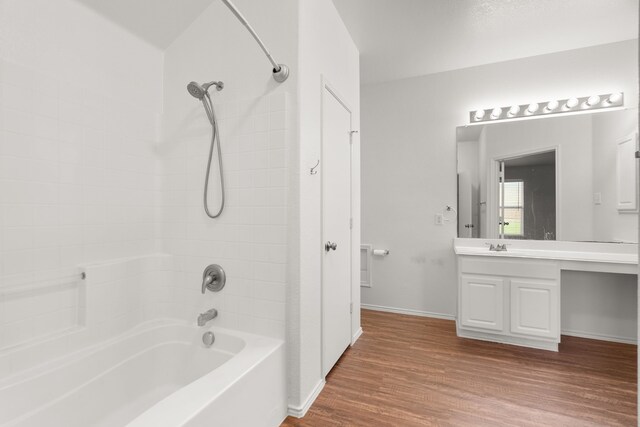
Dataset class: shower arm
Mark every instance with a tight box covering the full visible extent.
[221,0,289,83]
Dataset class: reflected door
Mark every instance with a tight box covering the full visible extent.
[498,151,556,240]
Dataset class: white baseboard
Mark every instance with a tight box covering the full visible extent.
[351,327,363,345]
[561,329,637,345]
[361,303,455,321]
[287,379,325,418]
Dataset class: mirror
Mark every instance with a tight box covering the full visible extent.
[457,108,638,243]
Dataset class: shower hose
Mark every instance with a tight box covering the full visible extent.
[201,92,225,218]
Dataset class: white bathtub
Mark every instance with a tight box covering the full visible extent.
[0,320,286,427]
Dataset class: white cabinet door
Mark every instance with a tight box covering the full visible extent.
[616,132,638,211]
[460,275,504,331]
[510,279,559,339]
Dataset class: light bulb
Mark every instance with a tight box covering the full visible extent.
[526,103,539,114]
[490,107,502,119]
[545,100,559,112]
[508,105,520,117]
[474,109,486,121]
[606,92,623,105]
[586,95,601,107]
[565,97,579,109]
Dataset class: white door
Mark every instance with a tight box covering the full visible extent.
[510,279,559,339]
[616,132,638,211]
[321,84,352,377]
[459,274,504,332]
[458,172,474,237]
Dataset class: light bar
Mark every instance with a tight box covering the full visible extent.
[470,92,624,123]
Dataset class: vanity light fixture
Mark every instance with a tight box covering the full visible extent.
[545,100,559,112]
[606,92,623,105]
[585,94,601,107]
[564,97,579,110]
[469,92,624,123]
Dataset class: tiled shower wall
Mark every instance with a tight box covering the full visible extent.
[158,0,298,340]
[0,0,163,349]
[158,93,290,339]
[0,0,291,354]
[0,254,171,378]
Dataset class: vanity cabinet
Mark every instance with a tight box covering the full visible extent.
[457,255,560,351]
[454,239,638,351]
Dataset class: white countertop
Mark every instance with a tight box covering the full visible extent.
[454,238,638,265]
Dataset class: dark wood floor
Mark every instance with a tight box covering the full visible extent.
[282,309,637,427]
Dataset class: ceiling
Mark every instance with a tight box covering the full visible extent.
[73,0,638,81]
[74,0,216,49]
[332,0,639,85]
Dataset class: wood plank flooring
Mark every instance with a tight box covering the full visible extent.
[282,309,637,427]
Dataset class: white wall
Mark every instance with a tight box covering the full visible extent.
[562,271,637,342]
[0,0,162,349]
[160,0,298,339]
[291,0,360,414]
[361,40,638,324]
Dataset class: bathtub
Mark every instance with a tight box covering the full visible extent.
[0,320,286,427]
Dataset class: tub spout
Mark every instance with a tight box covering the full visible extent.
[198,308,218,327]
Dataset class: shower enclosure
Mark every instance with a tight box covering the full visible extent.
[0,0,292,424]
[0,0,360,423]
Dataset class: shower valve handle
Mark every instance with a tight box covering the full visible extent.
[202,264,226,294]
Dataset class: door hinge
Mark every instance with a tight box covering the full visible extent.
[350,302,353,314]
[349,218,353,229]
[636,150,640,159]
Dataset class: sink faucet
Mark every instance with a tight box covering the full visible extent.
[198,308,218,326]
[489,243,508,252]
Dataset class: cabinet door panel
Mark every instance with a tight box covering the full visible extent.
[460,275,504,331]
[510,279,559,339]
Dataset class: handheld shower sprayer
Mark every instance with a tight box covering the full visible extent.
[187,80,226,218]
[187,81,224,100]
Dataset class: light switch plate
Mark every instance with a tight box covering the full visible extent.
[593,192,602,205]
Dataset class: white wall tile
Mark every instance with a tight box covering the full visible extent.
[157,92,290,338]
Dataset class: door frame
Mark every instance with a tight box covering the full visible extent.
[489,145,561,240]
[320,76,354,378]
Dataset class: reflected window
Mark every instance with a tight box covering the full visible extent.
[501,180,524,236]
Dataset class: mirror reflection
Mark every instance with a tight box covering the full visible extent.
[457,109,638,243]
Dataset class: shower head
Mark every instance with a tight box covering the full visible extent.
[187,81,224,100]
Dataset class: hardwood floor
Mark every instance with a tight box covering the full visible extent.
[282,309,637,427]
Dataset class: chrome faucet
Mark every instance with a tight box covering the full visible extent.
[197,308,218,326]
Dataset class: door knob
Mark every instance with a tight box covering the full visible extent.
[325,241,337,252]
